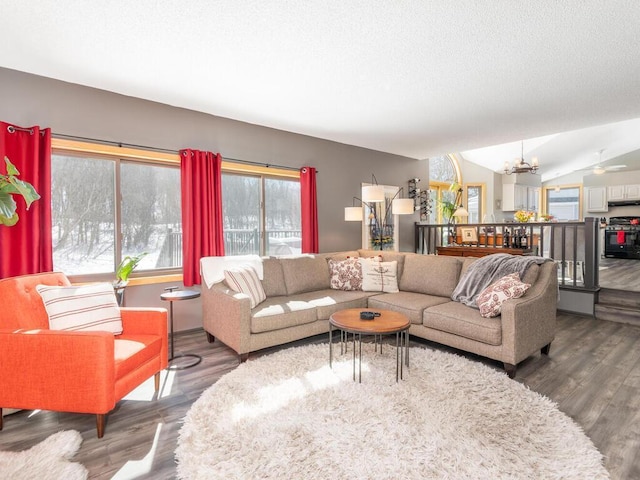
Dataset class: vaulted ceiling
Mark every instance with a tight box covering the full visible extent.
[1,1,640,181]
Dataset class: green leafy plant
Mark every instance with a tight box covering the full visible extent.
[114,252,148,289]
[0,157,40,226]
[438,182,460,223]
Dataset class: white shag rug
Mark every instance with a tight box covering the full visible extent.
[0,430,87,480]
[176,344,609,480]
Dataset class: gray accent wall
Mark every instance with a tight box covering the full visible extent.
[0,67,427,253]
[0,67,427,332]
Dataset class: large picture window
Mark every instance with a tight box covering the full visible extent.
[222,173,301,256]
[51,154,181,277]
[52,140,301,280]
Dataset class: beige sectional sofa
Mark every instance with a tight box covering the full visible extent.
[201,249,558,377]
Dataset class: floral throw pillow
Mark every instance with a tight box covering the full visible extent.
[476,272,531,318]
[328,258,363,291]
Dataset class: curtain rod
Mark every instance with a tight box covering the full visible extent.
[6,125,47,135]
[52,133,309,172]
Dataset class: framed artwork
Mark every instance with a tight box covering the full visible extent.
[460,227,478,244]
[361,184,400,251]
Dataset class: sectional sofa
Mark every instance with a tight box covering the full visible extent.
[200,250,558,377]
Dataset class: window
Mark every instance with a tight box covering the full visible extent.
[52,139,301,279]
[51,154,181,277]
[429,155,459,184]
[544,186,581,221]
[222,174,261,255]
[222,173,301,256]
[51,155,116,275]
[466,185,483,224]
[429,154,463,224]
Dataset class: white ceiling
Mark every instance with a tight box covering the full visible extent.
[1,1,640,181]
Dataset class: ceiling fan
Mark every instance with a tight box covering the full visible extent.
[590,164,627,175]
[584,149,626,175]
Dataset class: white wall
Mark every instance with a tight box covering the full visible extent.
[456,157,502,220]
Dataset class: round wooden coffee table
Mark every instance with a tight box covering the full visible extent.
[329,308,410,382]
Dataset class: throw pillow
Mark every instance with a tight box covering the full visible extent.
[328,258,362,291]
[224,265,267,308]
[476,272,531,318]
[360,259,399,293]
[36,283,123,334]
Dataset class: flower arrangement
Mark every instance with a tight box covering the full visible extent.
[539,214,555,222]
[514,210,535,223]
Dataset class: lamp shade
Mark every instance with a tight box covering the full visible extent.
[392,198,414,215]
[344,206,363,221]
[453,206,469,218]
[362,185,385,202]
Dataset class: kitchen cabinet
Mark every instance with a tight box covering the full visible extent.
[502,184,540,211]
[502,184,528,211]
[625,184,640,200]
[586,186,608,212]
[527,187,540,212]
[607,184,640,201]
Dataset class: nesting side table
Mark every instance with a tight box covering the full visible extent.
[160,288,202,369]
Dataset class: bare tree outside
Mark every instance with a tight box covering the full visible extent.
[222,173,301,255]
[51,155,115,274]
[51,157,301,273]
[51,155,181,275]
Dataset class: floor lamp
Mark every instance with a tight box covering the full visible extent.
[345,183,414,250]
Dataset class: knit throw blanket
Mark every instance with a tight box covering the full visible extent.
[451,253,551,307]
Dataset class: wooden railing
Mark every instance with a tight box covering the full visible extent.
[156,229,302,263]
[415,217,600,290]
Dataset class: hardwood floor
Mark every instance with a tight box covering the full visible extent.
[599,257,640,291]
[1,313,640,479]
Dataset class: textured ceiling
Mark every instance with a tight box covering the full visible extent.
[1,1,640,180]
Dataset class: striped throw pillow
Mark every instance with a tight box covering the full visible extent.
[36,283,123,334]
[224,266,266,308]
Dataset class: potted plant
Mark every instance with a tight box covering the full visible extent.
[113,252,148,306]
[437,182,461,224]
[0,157,40,226]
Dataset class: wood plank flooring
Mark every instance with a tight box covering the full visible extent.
[1,313,640,479]
[599,257,640,291]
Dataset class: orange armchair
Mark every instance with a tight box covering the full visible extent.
[0,272,168,438]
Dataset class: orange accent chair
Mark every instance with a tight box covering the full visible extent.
[0,272,168,438]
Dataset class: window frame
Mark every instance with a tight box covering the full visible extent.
[222,171,302,256]
[464,183,486,224]
[542,184,583,221]
[51,138,300,284]
[428,154,464,224]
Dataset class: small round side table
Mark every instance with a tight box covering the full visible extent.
[160,288,202,369]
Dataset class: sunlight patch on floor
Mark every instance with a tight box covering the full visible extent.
[230,358,367,422]
[111,423,163,480]
[123,369,176,401]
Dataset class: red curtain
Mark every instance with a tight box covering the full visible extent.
[0,122,52,278]
[180,149,225,286]
[300,166,319,253]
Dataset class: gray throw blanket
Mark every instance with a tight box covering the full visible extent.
[451,254,551,308]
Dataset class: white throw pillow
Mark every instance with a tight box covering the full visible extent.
[360,259,399,293]
[476,272,531,318]
[224,265,267,308]
[36,283,123,334]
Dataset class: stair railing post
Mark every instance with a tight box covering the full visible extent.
[583,217,599,290]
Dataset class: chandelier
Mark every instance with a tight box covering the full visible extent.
[504,141,539,175]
